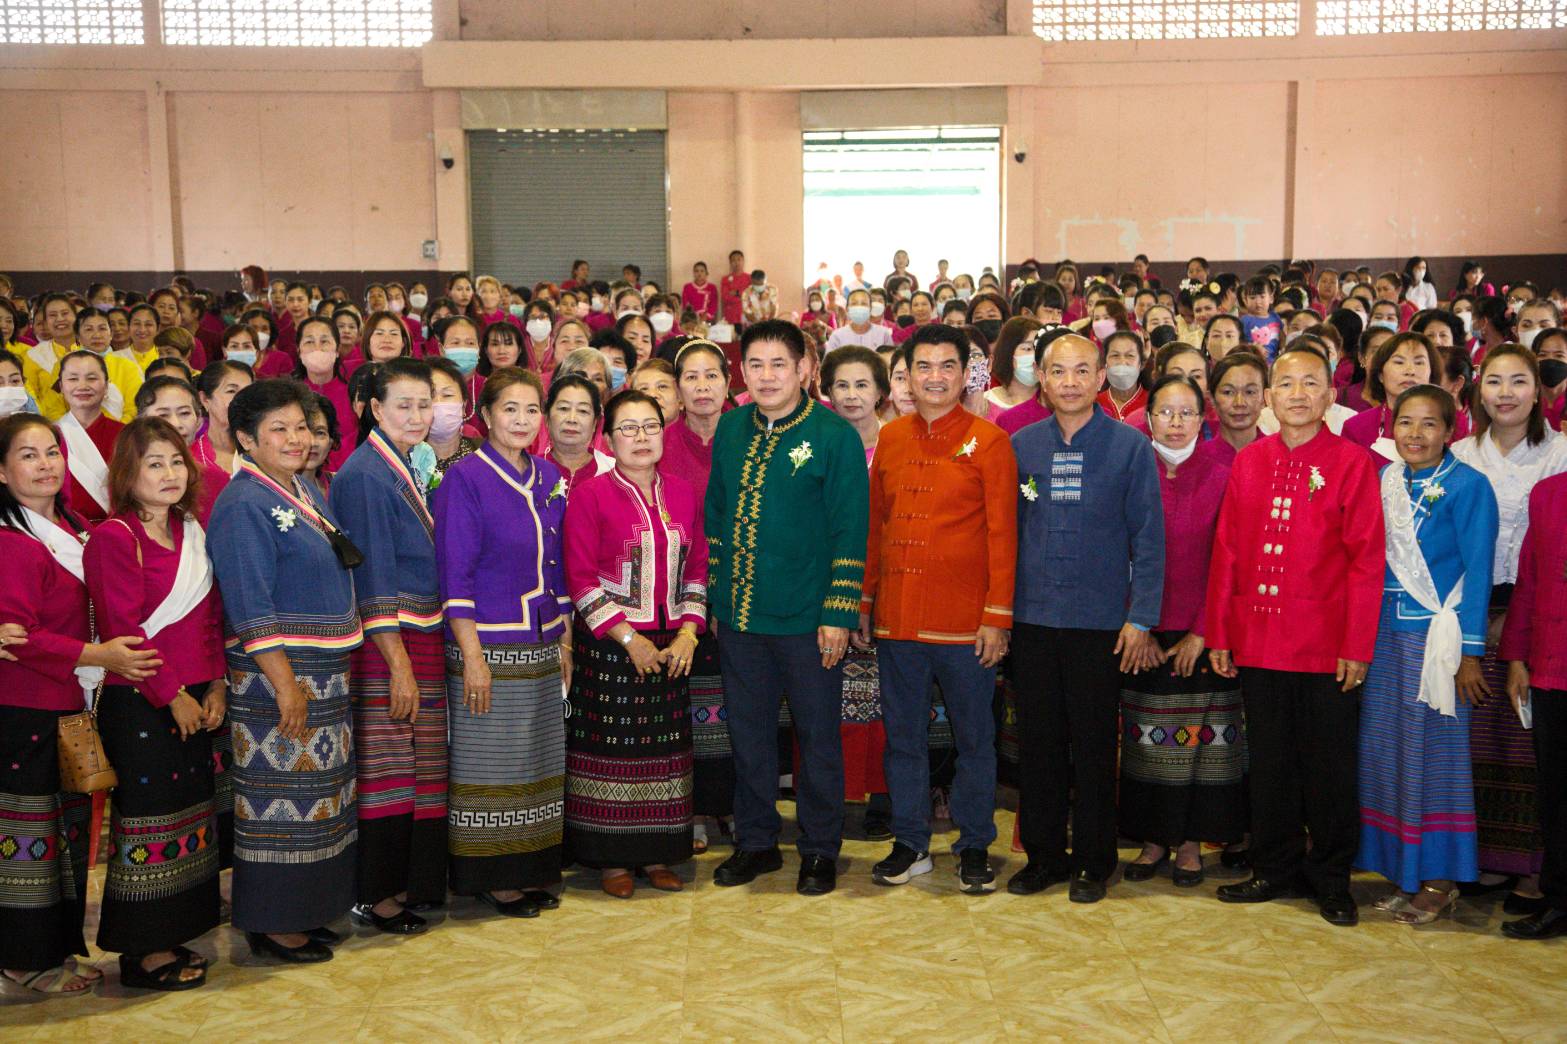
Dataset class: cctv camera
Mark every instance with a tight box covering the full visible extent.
[439,145,455,171]
[1013,150,1027,164]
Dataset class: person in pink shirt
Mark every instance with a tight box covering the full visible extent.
[561,260,591,292]
[362,310,414,365]
[332,307,368,377]
[719,250,748,327]
[1199,351,1266,466]
[222,321,290,378]
[1341,333,1442,466]
[294,316,358,471]
[681,261,719,322]
[474,275,523,335]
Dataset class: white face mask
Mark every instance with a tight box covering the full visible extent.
[1153,438,1198,468]
[0,386,30,417]
[1520,327,1544,350]
[1014,352,1038,388]
[847,305,871,325]
[1107,364,1141,392]
[255,330,271,350]
[591,297,607,312]
[408,292,428,310]
[525,318,553,341]
[388,299,405,314]
[1457,311,1473,335]
[870,301,886,318]
[649,312,675,334]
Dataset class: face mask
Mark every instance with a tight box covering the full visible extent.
[591,297,607,312]
[870,301,886,318]
[1123,295,1137,311]
[1508,299,1525,317]
[94,302,113,313]
[957,288,973,302]
[427,401,463,442]
[509,304,527,318]
[1014,352,1038,387]
[0,387,31,417]
[225,348,257,367]
[444,346,479,376]
[1520,327,1545,350]
[896,315,915,329]
[974,318,1003,343]
[609,364,628,391]
[1538,358,1567,388]
[525,318,553,341]
[574,302,589,318]
[847,305,871,325]
[649,312,676,334]
[1369,319,1398,333]
[1149,325,1178,350]
[1153,438,1198,468]
[255,330,271,349]
[1091,318,1118,341]
[1413,268,1427,283]
[966,354,991,395]
[1107,363,1141,392]
[388,299,405,314]
[301,349,336,374]
[409,292,428,310]
[897,289,912,301]
[617,307,641,319]
[310,298,323,310]
[1341,281,1357,295]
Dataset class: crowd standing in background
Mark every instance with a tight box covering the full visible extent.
[2,249,1567,999]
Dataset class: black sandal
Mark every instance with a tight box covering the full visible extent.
[119,951,206,992]
[478,892,540,918]
[172,945,211,970]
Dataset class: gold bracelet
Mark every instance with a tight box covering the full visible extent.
[677,624,699,640]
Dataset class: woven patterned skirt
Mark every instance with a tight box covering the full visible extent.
[689,628,735,817]
[446,639,564,893]
[1472,604,1544,874]
[565,626,693,869]
[1118,632,1247,845]
[209,716,234,870]
[1357,629,1477,893]
[350,628,449,906]
[96,684,220,955]
[841,646,888,801]
[227,651,357,934]
[0,707,89,972]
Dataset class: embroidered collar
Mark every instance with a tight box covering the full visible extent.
[476,441,537,498]
[236,456,337,542]
[913,403,970,438]
[367,428,435,538]
[750,396,814,435]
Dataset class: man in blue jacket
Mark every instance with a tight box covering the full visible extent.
[1007,333,1165,903]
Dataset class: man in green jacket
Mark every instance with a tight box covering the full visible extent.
[705,319,869,896]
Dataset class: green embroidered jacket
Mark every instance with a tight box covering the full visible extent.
[703,396,869,635]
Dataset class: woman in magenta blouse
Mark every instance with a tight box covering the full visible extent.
[1342,333,1443,465]
[85,416,227,990]
[563,390,707,897]
[292,316,358,472]
[0,415,161,996]
[1120,375,1246,888]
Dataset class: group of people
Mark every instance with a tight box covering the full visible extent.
[2,250,1567,1001]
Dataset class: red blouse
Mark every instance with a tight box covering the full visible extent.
[64,413,123,526]
[0,523,91,711]
[1156,450,1230,634]
[84,512,226,707]
[659,414,716,494]
[1499,472,1567,691]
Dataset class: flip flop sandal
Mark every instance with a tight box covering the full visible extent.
[119,951,207,992]
[693,821,709,854]
[3,965,96,995]
[64,957,104,984]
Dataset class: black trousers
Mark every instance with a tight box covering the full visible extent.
[1011,624,1121,881]
[1532,689,1567,910]
[1240,668,1360,895]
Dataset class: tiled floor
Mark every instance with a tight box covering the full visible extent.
[3,806,1564,1042]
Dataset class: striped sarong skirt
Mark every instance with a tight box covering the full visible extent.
[689,627,735,817]
[1473,602,1543,874]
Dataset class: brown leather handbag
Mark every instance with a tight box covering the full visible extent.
[57,602,117,794]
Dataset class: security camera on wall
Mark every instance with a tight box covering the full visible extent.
[1013,150,1027,164]
[440,146,455,171]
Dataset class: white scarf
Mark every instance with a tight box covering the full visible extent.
[1380,461,1464,718]
[19,506,104,705]
[58,411,110,513]
[140,516,213,639]
[27,340,58,373]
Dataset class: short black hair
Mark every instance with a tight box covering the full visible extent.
[134,374,199,412]
[740,319,806,361]
[603,388,664,431]
[228,378,313,442]
[1148,373,1207,417]
[898,322,968,375]
[545,372,604,420]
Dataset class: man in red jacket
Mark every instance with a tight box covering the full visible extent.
[1205,345,1385,926]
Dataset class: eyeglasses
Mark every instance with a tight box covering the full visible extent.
[1153,408,1201,422]
[612,420,664,438]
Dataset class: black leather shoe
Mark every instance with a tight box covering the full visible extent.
[523,889,561,911]
[1501,907,1567,940]
[1503,892,1548,917]
[1220,847,1252,871]
[477,892,541,918]
[307,926,343,946]
[1317,891,1359,927]
[713,847,784,887]
[1171,862,1205,888]
[351,904,428,935]
[1006,862,1068,895]
[797,855,837,896]
[1122,849,1168,882]
[1216,876,1303,904]
[1069,870,1107,904]
[246,932,333,964]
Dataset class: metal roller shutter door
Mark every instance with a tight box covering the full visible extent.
[468,128,668,289]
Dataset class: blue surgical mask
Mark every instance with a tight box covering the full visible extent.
[609,365,628,392]
[509,304,527,318]
[847,305,871,324]
[957,288,972,301]
[445,346,480,376]
[225,348,257,367]
[1014,352,1038,387]
[1369,319,1398,333]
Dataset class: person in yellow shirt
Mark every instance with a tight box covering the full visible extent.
[21,293,77,413]
[32,307,142,421]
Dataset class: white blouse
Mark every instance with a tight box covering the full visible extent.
[1451,428,1567,584]
[1405,282,1439,312]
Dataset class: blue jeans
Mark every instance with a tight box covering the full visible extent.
[718,627,845,859]
[877,639,998,854]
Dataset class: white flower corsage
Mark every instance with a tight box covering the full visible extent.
[955,436,978,460]
[1421,481,1446,504]
[1020,476,1039,502]
[1307,466,1326,501]
[547,477,568,504]
[270,506,298,532]
[789,441,813,475]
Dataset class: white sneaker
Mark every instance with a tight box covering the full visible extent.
[872,843,934,885]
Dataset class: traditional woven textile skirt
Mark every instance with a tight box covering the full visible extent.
[0,707,90,971]
[446,639,564,892]
[565,625,693,869]
[96,683,220,954]
[689,628,735,817]
[1357,629,1477,893]
[1117,632,1247,845]
[209,715,235,870]
[350,628,449,906]
[227,651,357,934]
[840,646,888,801]
[1472,601,1543,874]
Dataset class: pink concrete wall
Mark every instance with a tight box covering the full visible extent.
[1,90,155,270]
[170,91,438,271]
[666,91,740,284]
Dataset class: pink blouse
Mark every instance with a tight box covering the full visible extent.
[1156,450,1230,634]
[659,414,716,494]
[1499,472,1567,691]
[0,523,91,711]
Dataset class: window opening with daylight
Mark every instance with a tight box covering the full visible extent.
[1030,0,1300,40]
[162,0,433,46]
[1,0,143,44]
[803,128,1001,300]
[1317,0,1566,33]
